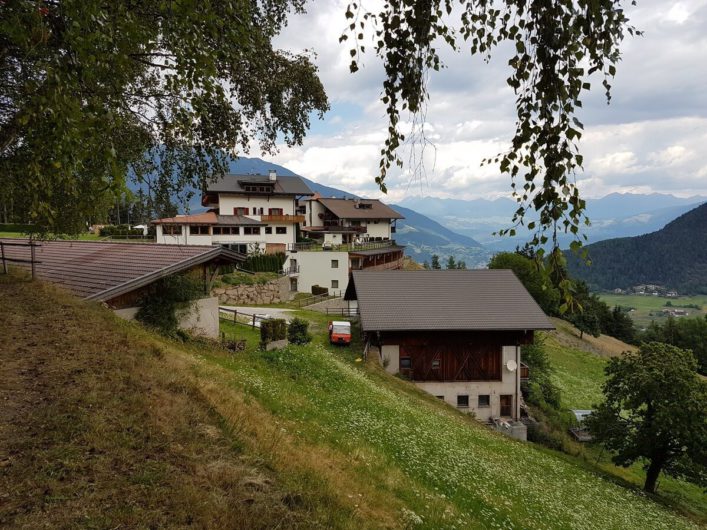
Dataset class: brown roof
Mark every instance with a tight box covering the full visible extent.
[318,198,404,220]
[207,174,314,196]
[152,212,263,226]
[345,270,554,332]
[0,239,244,301]
[349,245,405,257]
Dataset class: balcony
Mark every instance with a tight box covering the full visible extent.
[289,239,397,252]
[260,214,305,223]
[280,265,300,276]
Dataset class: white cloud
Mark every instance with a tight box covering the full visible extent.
[271,0,707,201]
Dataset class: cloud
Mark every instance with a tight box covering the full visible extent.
[272,0,707,201]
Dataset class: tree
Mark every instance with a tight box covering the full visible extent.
[586,343,707,493]
[456,260,467,270]
[445,256,456,269]
[488,252,559,315]
[430,254,441,270]
[1,1,328,234]
[422,260,430,270]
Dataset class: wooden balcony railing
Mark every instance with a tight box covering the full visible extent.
[260,214,305,223]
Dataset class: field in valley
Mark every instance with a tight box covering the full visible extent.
[598,293,707,328]
[1,272,703,529]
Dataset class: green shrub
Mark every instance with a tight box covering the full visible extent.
[136,274,204,336]
[99,225,144,237]
[311,285,328,296]
[287,318,312,345]
[260,318,287,349]
[0,223,34,232]
[242,252,286,272]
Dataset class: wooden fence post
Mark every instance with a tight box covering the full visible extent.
[1,242,6,274]
[252,314,256,328]
[30,242,36,279]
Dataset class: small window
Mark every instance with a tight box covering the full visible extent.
[265,227,273,234]
[331,280,339,289]
[331,259,339,269]
[457,395,469,408]
[269,208,284,215]
[436,395,445,400]
[234,207,249,215]
[189,225,209,235]
[276,226,287,234]
[431,359,440,370]
[244,227,261,235]
[213,227,222,235]
[400,357,412,369]
[478,395,490,408]
[231,227,240,235]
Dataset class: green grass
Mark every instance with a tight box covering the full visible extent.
[599,294,707,328]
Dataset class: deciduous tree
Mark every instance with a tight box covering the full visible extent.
[586,342,707,493]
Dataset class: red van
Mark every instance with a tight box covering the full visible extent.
[328,321,352,345]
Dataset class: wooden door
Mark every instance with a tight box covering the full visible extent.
[500,395,513,417]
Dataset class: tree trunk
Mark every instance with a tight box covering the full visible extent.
[644,458,664,493]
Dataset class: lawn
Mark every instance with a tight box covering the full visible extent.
[1,273,701,529]
[599,293,707,328]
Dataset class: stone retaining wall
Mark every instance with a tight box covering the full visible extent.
[212,276,290,305]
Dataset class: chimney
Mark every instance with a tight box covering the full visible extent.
[268,169,277,181]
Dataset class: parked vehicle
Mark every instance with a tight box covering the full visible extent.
[328,320,352,345]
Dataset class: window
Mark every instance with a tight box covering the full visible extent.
[435,395,445,400]
[331,280,339,289]
[234,207,249,215]
[223,243,247,254]
[244,227,261,235]
[257,207,264,215]
[276,226,287,234]
[265,227,272,234]
[431,359,440,370]
[351,220,361,226]
[268,208,284,215]
[478,395,490,408]
[163,225,182,235]
[457,395,469,408]
[213,227,239,235]
[331,259,339,269]
[400,357,412,369]
[189,225,209,235]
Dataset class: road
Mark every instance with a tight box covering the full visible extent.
[220,305,295,322]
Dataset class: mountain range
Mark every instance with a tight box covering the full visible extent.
[567,203,707,294]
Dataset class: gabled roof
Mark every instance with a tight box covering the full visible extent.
[207,173,314,196]
[152,212,264,226]
[318,198,404,220]
[345,270,554,332]
[0,239,244,302]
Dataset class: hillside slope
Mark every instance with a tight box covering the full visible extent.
[0,275,699,529]
[567,203,707,294]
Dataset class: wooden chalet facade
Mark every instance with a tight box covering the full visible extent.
[345,270,554,426]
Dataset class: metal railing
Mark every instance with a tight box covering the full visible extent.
[292,291,343,307]
[288,239,397,253]
[0,240,41,278]
[260,214,305,223]
[279,265,300,275]
[325,307,359,317]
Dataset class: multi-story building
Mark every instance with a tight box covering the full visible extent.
[153,170,312,256]
[291,196,406,293]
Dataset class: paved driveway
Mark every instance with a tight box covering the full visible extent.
[220,305,295,322]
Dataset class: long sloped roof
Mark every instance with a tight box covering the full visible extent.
[207,174,313,195]
[318,198,404,220]
[346,270,554,332]
[152,212,264,226]
[0,239,244,301]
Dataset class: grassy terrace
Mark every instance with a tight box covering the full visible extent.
[1,272,703,528]
[598,293,707,328]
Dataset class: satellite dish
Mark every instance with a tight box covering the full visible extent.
[506,360,518,372]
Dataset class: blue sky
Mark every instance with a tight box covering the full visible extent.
[263,0,707,203]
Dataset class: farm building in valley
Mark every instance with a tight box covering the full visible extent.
[345,270,554,437]
[0,239,244,338]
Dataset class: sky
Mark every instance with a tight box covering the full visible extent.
[267,0,707,202]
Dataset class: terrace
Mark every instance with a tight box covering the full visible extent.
[288,239,398,253]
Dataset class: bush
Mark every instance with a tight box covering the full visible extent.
[287,318,312,345]
[136,274,204,336]
[260,318,287,349]
[311,285,328,296]
[242,252,286,272]
[0,223,34,232]
[99,225,144,237]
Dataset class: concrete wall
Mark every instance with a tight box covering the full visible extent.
[295,250,349,293]
[379,343,521,421]
[113,296,220,339]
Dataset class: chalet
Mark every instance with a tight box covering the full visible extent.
[345,270,554,436]
[0,238,243,338]
[292,197,406,293]
[154,170,313,256]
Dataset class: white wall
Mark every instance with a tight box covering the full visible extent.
[218,194,296,217]
[155,225,212,246]
[113,296,220,339]
[295,250,349,293]
[379,343,521,420]
[361,220,392,239]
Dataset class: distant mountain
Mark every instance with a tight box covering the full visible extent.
[566,203,707,294]
[397,194,707,250]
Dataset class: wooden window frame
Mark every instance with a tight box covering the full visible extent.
[276,226,287,234]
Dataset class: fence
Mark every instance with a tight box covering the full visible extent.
[288,240,397,253]
[325,307,359,317]
[292,291,343,308]
[218,306,271,328]
[0,240,41,278]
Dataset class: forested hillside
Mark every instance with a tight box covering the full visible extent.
[567,203,707,294]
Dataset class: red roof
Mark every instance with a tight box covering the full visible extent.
[152,212,217,225]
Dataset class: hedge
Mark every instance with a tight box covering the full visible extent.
[243,252,286,273]
[260,318,287,349]
[311,285,328,296]
[0,223,34,232]
[99,225,145,237]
